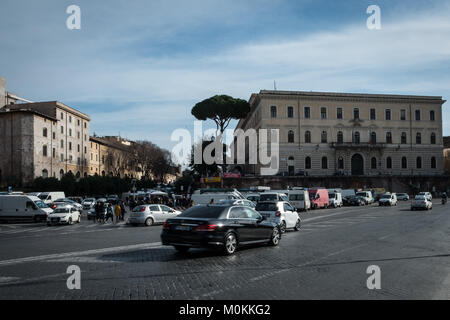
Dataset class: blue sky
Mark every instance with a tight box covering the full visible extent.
[1,0,450,164]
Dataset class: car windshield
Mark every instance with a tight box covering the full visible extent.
[259,194,277,201]
[356,192,366,197]
[289,194,304,201]
[35,200,48,209]
[415,196,426,200]
[329,193,335,199]
[255,202,278,211]
[381,194,391,199]
[178,206,225,218]
[39,194,48,200]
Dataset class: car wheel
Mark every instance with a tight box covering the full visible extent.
[294,219,301,231]
[68,217,73,225]
[77,216,81,223]
[224,232,237,255]
[280,221,287,233]
[268,227,281,246]
[145,218,153,226]
[174,246,189,253]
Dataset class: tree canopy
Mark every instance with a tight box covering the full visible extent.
[191,95,250,133]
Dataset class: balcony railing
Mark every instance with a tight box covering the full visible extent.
[330,142,386,149]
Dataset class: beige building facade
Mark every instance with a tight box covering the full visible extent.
[234,90,446,176]
[0,101,90,186]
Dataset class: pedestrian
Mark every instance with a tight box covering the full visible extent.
[209,198,214,205]
[119,201,126,221]
[114,203,121,223]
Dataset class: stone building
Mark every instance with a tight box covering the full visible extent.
[0,101,90,186]
[444,136,450,174]
[234,90,446,176]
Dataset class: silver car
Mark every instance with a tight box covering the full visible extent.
[127,204,181,226]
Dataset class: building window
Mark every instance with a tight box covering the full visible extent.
[42,169,48,178]
[385,109,391,120]
[338,157,344,169]
[288,130,294,143]
[371,157,377,169]
[84,134,87,141]
[60,139,64,148]
[69,142,72,151]
[416,132,421,144]
[430,110,435,121]
[353,108,359,119]
[321,131,327,143]
[370,108,376,120]
[77,132,80,139]
[53,148,56,158]
[69,115,72,123]
[337,107,343,119]
[431,156,437,169]
[60,154,64,162]
[321,157,328,169]
[337,131,343,144]
[353,131,360,144]
[69,129,72,137]
[60,169,64,179]
[287,106,294,118]
[102,155,105,164]
[370,132,377,144]
[77,144,80,152]
[43,145,47,157]
[304,107,311,119]
[52,132,56,140]
[386,157,392,169]
[415,110,421,121]
[401,109,406,121]
[84,146,87,154]
[320,107,327,119]
[43,128,48,137]
[69,155,73,163]
[305,157,311,169]
[386,132,392,144]
[402,157,407,169]
[91,152,93,160]
[416,157,422,169]
[401,132,407,144]
[78,157,81,165]
[288,156,295,175]
[270,106,277,118]
[77,119,80,126]
[61,126,64,134]
[305,131,311,143]
[61,112,64,120]
[84,122,87,129]
[431,132,436,145]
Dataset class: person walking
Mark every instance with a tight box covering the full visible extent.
[106,204,114,223]
[114,203,122,224]
[119,201,126,221]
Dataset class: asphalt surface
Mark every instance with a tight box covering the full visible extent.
[0,201,449,299]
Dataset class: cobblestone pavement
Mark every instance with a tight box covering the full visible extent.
[0,201,449,299]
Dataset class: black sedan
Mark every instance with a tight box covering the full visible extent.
[161,205,281,255]
[347,195,366,206]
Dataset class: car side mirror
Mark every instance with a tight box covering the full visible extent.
[258,215,265,222]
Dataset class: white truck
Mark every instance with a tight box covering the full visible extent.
[38,192,66,204]
[288,188,311,211]
[327,189,343,208]
[0,195,53,222]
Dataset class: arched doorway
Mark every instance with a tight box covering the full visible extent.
[351,154,364,175]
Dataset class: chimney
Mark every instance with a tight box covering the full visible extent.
[0,77,6,109]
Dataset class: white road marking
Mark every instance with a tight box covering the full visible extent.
[0,242,163,267]
[0,276,21,283]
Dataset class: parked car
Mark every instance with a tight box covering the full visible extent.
[396,193,410,201]
[246,194,260,203]
[379,193,398,206]
[259,192,289,202]
[418,192,432,201]
[328,189,343,208]
[218,199,256,209]
[68,197,83,204]
[308,188,330,209]
[51,198,83,211]
[347,195,366,206]
[128,204,181,226]
[47,205,81,225]
[356,191,374,204]
[411,195,433,210]
[255,201,301,233]
[161,205,281,255]
[82,198,96,210]
[288,188,310,211]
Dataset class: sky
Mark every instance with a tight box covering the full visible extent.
[1,0,450,165]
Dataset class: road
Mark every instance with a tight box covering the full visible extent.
[0,201,449,299]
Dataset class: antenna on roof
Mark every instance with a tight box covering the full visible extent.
[274,80,277,90]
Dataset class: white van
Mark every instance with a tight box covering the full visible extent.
[0,195,53,222]
[38,192,66,204]
[191,189,244,205]
[288,188,310,211]
[356,191,374,204]
[259,192,289,202]
[327,189,343,208]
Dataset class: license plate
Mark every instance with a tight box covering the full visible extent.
[174,225,191,231]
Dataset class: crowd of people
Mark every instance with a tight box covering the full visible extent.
[126,195,193,211]
[93,200,126,223]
